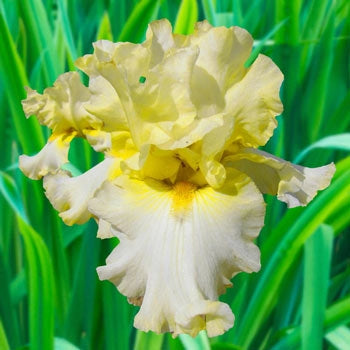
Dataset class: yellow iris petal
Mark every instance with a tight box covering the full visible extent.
[22,72,101,134]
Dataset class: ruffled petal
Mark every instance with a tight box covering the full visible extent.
[224,148,335,207]
[22,72,102,134]
[43,158,117,225]
[224,54,283,148]
[97,219,115,239]
[84,75,128,132]
[190,23,253,92]
[19,133,75,180]
[144,19,175,67]
[201,54,283,164]
[88,172,265,337]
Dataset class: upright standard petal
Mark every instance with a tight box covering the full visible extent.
[43,158,118,225]
[201,54,283,164]
[189,23,253,92]
[19,133,75,180]
[89,172,265,337]
[224,148,335,207]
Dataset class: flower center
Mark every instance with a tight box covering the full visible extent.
[172,181,197,212]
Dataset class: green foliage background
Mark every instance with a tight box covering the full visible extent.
[0,0,349,349]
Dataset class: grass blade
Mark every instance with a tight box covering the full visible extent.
[301,224,333,350]
[236,170,350,348]
[0,247,21,349]
[326,326,350,350]
[0,8,44,154]
[54,337,81,350]
[201,0,216,26]
[294,133,350,163]
[57,0,78,62]
[118,0,161,42]
[0,320,10,350]
[272,295,350,349]
[179,331,210,350]
[19,0,59,84]
[245,19,288,67]
[134,331,164,350]
[174,0,198,34]
[97,11,114,41]
[0,171,55,350]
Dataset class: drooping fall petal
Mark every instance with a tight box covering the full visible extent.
[19,133,75,180]
[43,158,117,225]
[89,171,265,337]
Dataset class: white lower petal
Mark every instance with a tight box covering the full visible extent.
[43,158,117,225]
[97,219,121,239]
[88,174,265,337]
[19,133,74,180]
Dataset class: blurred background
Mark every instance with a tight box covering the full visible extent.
[0,0,349,349]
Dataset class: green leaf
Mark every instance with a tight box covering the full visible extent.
[201,0,216,26]
[10,269,27,305]
[0,7,44,154]
[134,331,164,350]
[0,248,21,349]
[174,0,198,34]
[294,133,350,163]
[54,337,80,350]
[57,0,78,61]
[118,0,160,43]
[0,320,10,350]
[326,326,350,350]
[212,344,243,350]
[271,295,350,349]
[0,171,26,220]
[304,10,335,142]
[0,170,54,350]
[97,12,113,41]
[179,331,210,350]
[302,224,333,350]
[214,12,233,27]
[245,19,288,67]
[17,218,55,350]
[19,0,59,84]
[275,0,301,45]
[235,170,350,348]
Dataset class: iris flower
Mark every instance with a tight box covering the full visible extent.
[20,19,335,337]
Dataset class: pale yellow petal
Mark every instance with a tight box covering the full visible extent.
[224,148,335,207]
[225,54,283,147]
[129,46,198,147]
[190,25,253,91]
[199,158,226,189]
[92,40,117,62]
[141,147,181,180]
[19,133,75,180]
[144,19,175,67]
[43,158,117,225]
[22,72,102,134]
[88,173,265,337]
[84,75,128,131]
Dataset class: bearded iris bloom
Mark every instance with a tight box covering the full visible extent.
[20,19,335,337]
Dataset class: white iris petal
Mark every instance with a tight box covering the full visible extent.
[89,172,265,337]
